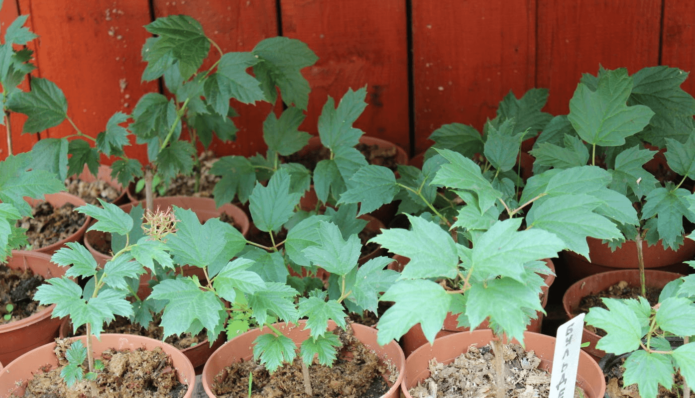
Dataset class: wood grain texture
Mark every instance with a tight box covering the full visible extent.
[412,0,536,154]
[153,0,279,158]
[661,0,695,95]
[537,0,662,116]
[281,0,410,152]
[0,0,36,159]
[18,0,158,164]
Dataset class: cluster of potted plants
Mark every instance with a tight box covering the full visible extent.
[0,5,694,398]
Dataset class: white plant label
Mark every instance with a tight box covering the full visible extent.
[549,313,585,398]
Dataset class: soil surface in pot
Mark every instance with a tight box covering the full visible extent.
[69,315,206,351]
[0,264,46,325]
[133,151,219,200]
[281,143,400,172]
[577,280,660,337]
[247,228,378,257]
[409,342,584,398]
[21,338,188,398]
[604,354,683,398]
[211,326,395,398]
[65,178,120,205]
[17,202,87,250]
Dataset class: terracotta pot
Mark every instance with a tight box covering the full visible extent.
[563,237,695,281]
[14,192,90,255]
[0,334,195,397]
[401,330,605,398]
[396,256,556,357]
[202,320,405,398]
[563,269,682,361]
[0,251,66,365]
[71,164,128,205]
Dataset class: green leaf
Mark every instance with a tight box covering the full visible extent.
[672,343,695,390]
[157,140,196,181]
[610,146,658,198]
[226,319,250,339]
[189,106,238,147]
[211,156,257,205]
[28,138,68,181]
[298,298,346,339]
[7,77,67,133]
[530,135,589,170]
[252,37,318,109]
[67,140,99,178]
[348,256,399,312]
[74,289,132,338]
[433,149,501,213]
[131,298,155,328]
[377,279,451,345]
[263,107,311,156]
[285,216,329,267]
[585,298,643,354]
[483,120,522,172]
[655,297,695,336]
[338,165,398,216]
[0,153,64,216]
[102,256,144,291]
[324,204,367,240]
[641,187,695,250]
[78,201,133,236]
[568,68,654,146]
[301,333,342,366]
[96,112,130,156]
[313,159,343,203]
[150,277,225,340]
[248,283,299,325]
[303,221,360,276]
[52,242,98,279]
[213,258,266,302]
[130,237,174,271]
[61,363,84,387]
[526,194,622,260]
[144,15,210,81]
[371,215,458,280]
[0,204,22,260]
[333,146,368,182]
[167,207,246,275]
[253,333,297,373]
[129,93,170,140]
[665,135,695,178]
[492,88,553,136]
[111,158,143,187]
[623,351,673,398]
[240,247,288,284]
[428,123,484,159]
[317,87,368,150]
[34,277,83,319]
[5,15,37,45]
[280,163,311,195]
[249,168,302,233]
[207,52,264,112]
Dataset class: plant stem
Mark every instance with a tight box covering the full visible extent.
[635,232,646,297]
[4,111,12,156]
[491,339,506,398]
[396,183,451,227]
[685,337,691,398]
[191,131,202,193]
[144,168,154,212]
[302,359,313,396]
[246,241,275,252]
[85,323,95,372]
[505,193,547,218]
[269,231,278,252]
[592,144,596,166]
[160,98,190,151]
[675,174,689,191]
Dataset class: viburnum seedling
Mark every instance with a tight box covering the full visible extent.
[531,66,695,295]
[585,249,695,398]
[151,168,397,395]
[33,201,177,386]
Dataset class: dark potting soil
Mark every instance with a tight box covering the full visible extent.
[604,354,683,398]
[70,315,206,351]
[65,178,121,205]
[211,326,395,398]
[0,264,46,325]
[577,280,660,337]
[409,342,585,398]
[21,338,188,398]
[17,202,87,250]
[133,151,220,200]
[281,143,401,172]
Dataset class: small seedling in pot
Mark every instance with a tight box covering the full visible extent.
[3,304,13,321]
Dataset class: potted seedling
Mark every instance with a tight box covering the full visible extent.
[529,66,695,359]
[361,150,617,397]
[0,150,68,365]
[0,202,196,397]
[585,245,695,398]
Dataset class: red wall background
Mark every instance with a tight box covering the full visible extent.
[1,0,693,161]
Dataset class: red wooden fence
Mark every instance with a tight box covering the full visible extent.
[1,0,693,161]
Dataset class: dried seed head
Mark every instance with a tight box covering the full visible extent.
[142,207,178,241]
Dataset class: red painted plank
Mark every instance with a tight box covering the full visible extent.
[661,0,695,95]
[18,0,158,164]
[153,0,279,158]
[0,1,36,158]
[537,0,661,116]
[281,0,410,152]
[412,0,537,154]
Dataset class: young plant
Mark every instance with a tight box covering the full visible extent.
[33,201,177,386]
[151,169,397,394]
[3,304,12,321]
[585,245,695,398]
[530,66,695,295]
